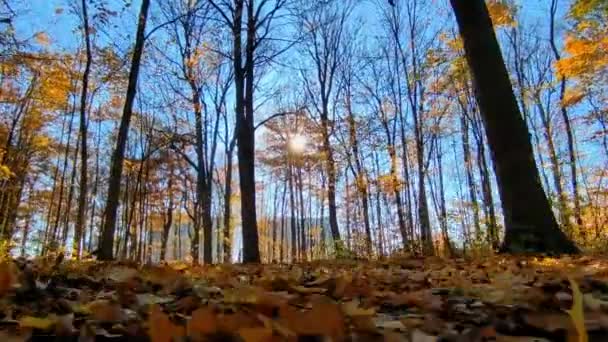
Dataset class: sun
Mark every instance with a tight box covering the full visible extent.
[288,134,307,154]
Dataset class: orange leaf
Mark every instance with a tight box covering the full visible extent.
[279,300,345,340]
[187,307,217,336]
[238,327,274,342]
[149,305,184,342]
[0,261,16,297]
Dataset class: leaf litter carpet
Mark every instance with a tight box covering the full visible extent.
[1,255,607,341]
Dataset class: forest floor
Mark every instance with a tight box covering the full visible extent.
[0,254,607,341]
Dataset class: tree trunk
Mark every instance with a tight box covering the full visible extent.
[450,0,578,253]
[535,95,570,232]
[233,0,260,263]
[160,169,174,262]
[74,0,92,260]
[223,145,234,263]
[549,0,582,237]
[460,113,482,241]
[98,0,150,260]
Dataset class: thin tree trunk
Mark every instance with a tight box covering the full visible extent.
[460,113,482,241]
[74,0,92,259]
[98,0,150,260]
[549,0,582,236]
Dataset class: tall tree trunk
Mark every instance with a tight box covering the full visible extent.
[160,168,174,262]
[297,166,307,261]
[50,106,76,251]
[74,0,92,259]
[460,113,482,241]
[345,111,372,256]
[535,95,570,232]
[288,162,297,262]
[473,119,499,249]
[549,0,582,237]
[320,116,341,247]
[223,145,234,263]
[450,0,578,253]
[232,0,260,263]
[98,0,150,260]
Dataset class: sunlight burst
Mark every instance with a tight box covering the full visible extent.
[288,134,307,154]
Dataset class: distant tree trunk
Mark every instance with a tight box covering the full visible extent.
[50,106,76,251]
[549,0,582,236]
[430,141,452,256]
[450,0,578,253]
[98,0,150,260]
[279,181,287,263]
[42,113,66,255]
[472,118,499,249]
[223,143,234,263]
[74,0,92,259]
[345,107,372,255]
[288,162,297,262]
[459,111,482,241]
[160,168,174,261]
[345,172,352,251]
[297,166,307,261]
[373,152,385,257]
[62,133,80,246]
[87,118,102,252]
[535,94,570,232]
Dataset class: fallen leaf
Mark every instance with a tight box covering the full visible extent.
[279,300,345,339]
[0,261,16,296]
[187,307,217,335]
[290,285,327,294]
[87,300,126,322]
[149,305,185,342]
[19,316,55,330]
[238,327,273,342]
[106,266,138,283]
[567,278,588,342]
[342,300,375,316]
[0,330,31,342]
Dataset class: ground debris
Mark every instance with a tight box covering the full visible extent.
[0,255,607,341]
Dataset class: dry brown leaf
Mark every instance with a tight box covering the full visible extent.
[290,285,327,294]
[148,305,185,342]
[87,300,126,322]
[105,266,138,283]
[218,312,261,332]
[187,307,217,335]
[0,330,31,342]
[238,327,274,342]
[279,300,345,340]
[0,261,16,297]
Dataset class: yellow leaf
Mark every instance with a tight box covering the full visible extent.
[19,316,55,330]
[566,278,588,342]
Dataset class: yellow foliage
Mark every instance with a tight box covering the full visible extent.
[562,87,585,108]
[487,0,516,27]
